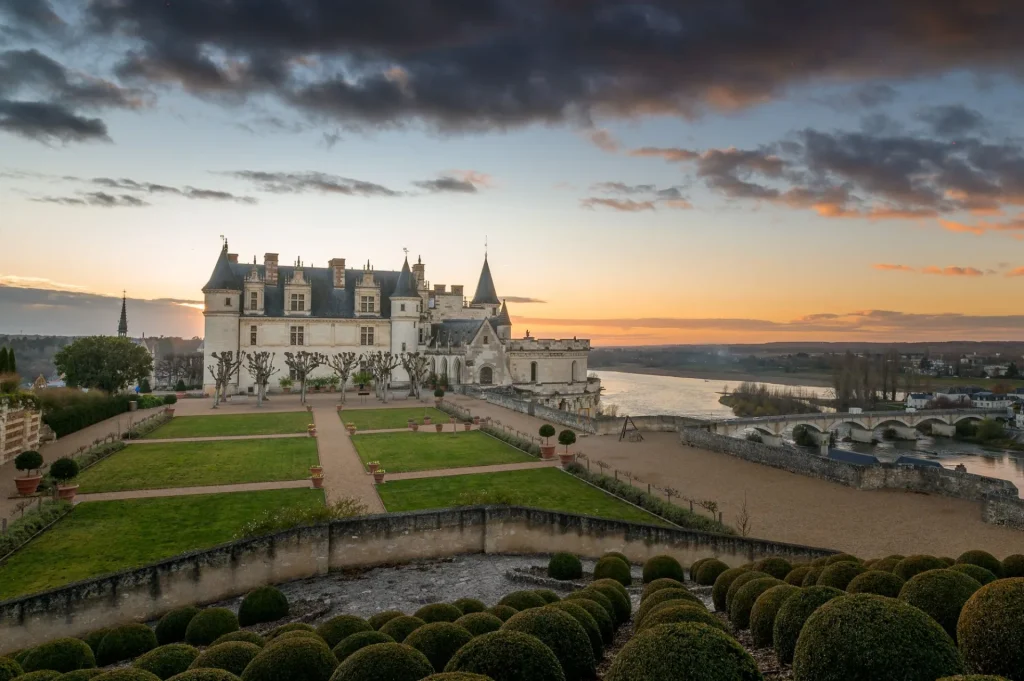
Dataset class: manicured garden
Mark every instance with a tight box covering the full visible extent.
[0,488,324,600]
[341,407,449,431]
[375,467,668,525]
[143,412,311,439]
[351,430,534,473]
[77,439,319,493]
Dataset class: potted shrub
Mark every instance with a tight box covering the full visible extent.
[410,421,419,432]
[367,460,381,475]
[327,375,340,393]
[463,420,472,431]
[279,377,294,394]
[50,456,81,502]
[558,429,577,466]
[175,379,187,397]
[346,422,357,435]
[434,388,445,406]
[354,370,373,393]
[539,425,556,459]
[310,464,323,476]
[311,473,324,489]
[336,403,344,413]
[307,423,317,437]
[373,468,386,484]
[423,415,432,425]
[14,450,44,496]
[435,422,444,433]
[473,415,481,425]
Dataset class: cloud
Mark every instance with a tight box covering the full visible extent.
[1006,268,1024,277]
[223,170,402,197]
[90,177,257,203]
[917,104,986,138]
[34,192,149,207]
[4,170,258,206]
[873,263,915,272]
[0,0,66,39]
[581,181,691,211]
[921,266,985,276]
[581,197,657,212]
[586,128,620,153]
[502,296,546,304]
[413,171,491,194]
[0,275,91,292]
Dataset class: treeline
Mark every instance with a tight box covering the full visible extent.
[721,382,821,417]
[831,351,906,410]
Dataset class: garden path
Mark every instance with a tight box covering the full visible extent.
[384,460,560,482]
[312,406,386,513]
[72,479,312,503]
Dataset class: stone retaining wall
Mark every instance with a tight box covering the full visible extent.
[0,506,832,653]
[982,495,1024,530]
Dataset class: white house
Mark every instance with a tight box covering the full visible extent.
[905,393,933,409]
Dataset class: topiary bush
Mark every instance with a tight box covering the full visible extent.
[501,607,594,681]
[640,578,685,600]
[238,587,289,627]
[184,610,238,647]
[602,551,629,565]
[695,559,730,586]
[546,602,603,661]
[317,615,373,648]
[957,577,1024,681]
[824,553,861,565]
[330,643,434,681]
[188,643,259,677]
[946,563,996,585]
[18,673,63,681]
[940,557,956,567]
[893,555,945,581]
[22,639,96,674]
[156,609,200,646]
[561,597,613,644]
[379,616,426,643]
[266,623,315,640]
[368,612,405,631]
[55,670,103,681]
[846,570,905,598]
[133,645,199,680]
[0,657,22,681]
[751,557,793,580]
[331,632,395,664]
[725,571,771,613]
[793,593,964,681]
[485,606,517,622]
[772,586,844,665]
[97,625,159,666]
[548,553,583,581]
[82,629,112,656]
[269,631,321,645]
[422,675,492,681]
[533,590,561,604]
[1003,554,1024,578]
[444,631,565,681]
[497,591,546,612]
[816,562,866,591]
[730,577,784,630]
[593,556,631,587]
[711,568,749,612]
[642,555,684,584]
[586,583,630,625]
[454,613,503,637]
[936,677,1014,681]
[92,671,161,681]
[564,590,615,627]
[415,604,465,625]
[404,623,475,671]
[211,631,265,648]
[239,637,337,681]
[635,588,702,625]
[898,568,982,640]
[956,550,1002,578]
[451,599,487,615]
[810,556,830,567]
[801,567,823,587]
[636,604,727,635]
[688,558,709,581]
[870,557,901,573]
[166,671,239,681]
[605,622,761,681]
[749,584,800,647]
[785,566,812,586]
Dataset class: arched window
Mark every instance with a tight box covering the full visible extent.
[440,358,448,381]
[480,366,493,385]
[530,361,538,383]
[453,359,462,385]
[571,360,577,383]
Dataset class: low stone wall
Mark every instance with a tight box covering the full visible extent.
[0,506,832,653]
[983,495,1024,530]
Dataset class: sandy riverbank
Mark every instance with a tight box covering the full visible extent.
[591,364,834,388]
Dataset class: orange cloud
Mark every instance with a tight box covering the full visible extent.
[1006,267,1024,277]
[586,128,620,153]
[921,266,985,277]
[580,197,656,212]
[873,263,915,272]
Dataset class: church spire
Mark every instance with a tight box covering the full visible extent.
[470,254,500,306]
[117,292,128,338]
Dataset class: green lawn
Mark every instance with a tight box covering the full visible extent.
[376,467,667,525]
[342,407,450,431]
[77,439,319,493]
[144,412,311,439]
[351,430,533,473]
[0,489,324,601]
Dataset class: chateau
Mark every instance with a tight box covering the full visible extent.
[202,242,601,413]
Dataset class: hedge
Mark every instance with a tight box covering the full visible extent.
[317,616,373,648]
[772,586,844,665]
[898,569,982,640]
[237,587,289,627]
[188,643,260,677]
[606,623,760,681]
[156,608,201,646]
[0,500,71,559]
[957,578,1024,681]
[133,645,199,680]
[96,625,158,666]
[238,637,337,681]
[184,610,239,647]
[405,623,475,671]
[444,631,565,681]
[42,394,133,438]
[501,608,595,681]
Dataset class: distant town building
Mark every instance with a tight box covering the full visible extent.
[905,393,932,409]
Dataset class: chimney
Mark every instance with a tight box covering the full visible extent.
[329,258,346,289]
[227,253,238,264]
[412,257,425,287]
[451,285,464,297]
[264,253,279,285]
[434,284,447,294]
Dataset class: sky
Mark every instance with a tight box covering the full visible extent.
[3,0,1024,345]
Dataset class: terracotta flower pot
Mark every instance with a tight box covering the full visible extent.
[337,404,344,412]
[283,387,292,393]
[463,423,471,431]
[308,428,317,437]
[346,426,357,435]
[312,476,324,489]
[368,462,380,475]
[15,475,42,496]
[559,453,575,467]
[540,445,556,460]
[473,416,481,425]
[423,417,432,425]
[435,398,443,407]
[57,485,79,502]
[310,465,323,476]
[410,423,419,431]
[435,423,444,433]
[165,407,175,417]
[373,471,385,484]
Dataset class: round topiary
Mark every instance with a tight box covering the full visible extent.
[500,607,594,681]
[166,672,240,681]
[22,639,96,674]
[785,567,812,586]
[237,587,289,627]
[816,562,866,591]
[133,645,199,680]
[331,632,394,664]
[560,597,613,644]
[793,593,964,681]
[751,557,793,580]
[57,670,104,681]
[957,577,1024,680]
[546,602,603,661]
[898,568,982,641]
[810,556,830,567]
[317,615,373,648]
[0,657,22,681]
[239,637,337,681]
[188,643,259,677]
[824,553,861,565]
[451,599,487,615]
[893,555,946,581]
[725,571,771,613]
[97,625,158,666]
[603,551,630,565]
[846,570,905,598]
[404,622,474,671]
[939,557,956,567]
[455,613,503,637]
[184,610,238,647]
[92,671,161,681]
[1003,554,1024,578]
[585,584,630,625]
[444,631,564,681]
[936,677,1014,681]
[590,578,628,600]
[379,616,427,643]
[593,557,631,587]
[266,623,316,640]
[563,590,614,627]
[711,568,749,612]
[415,604,464,625]
[635,588,702,625]
[949,563,998,586]
[642,555,685,584]
[368,612,405,630]
[422,675,492,681]
[730,577,785,630]
[956,551,1003,578]
[772,586,844,665]
[82,629,111,657]
[156,608,200,646]
[329,643,433,681]
[688,558,709,581]
[547,553,583,581]
[695,559,730,586]
[266,631,321,645]
[801,567,823,587]
[497,591,546,612]
[533,590,561,604]
[605,622,761,681]
[636,604,727,635]
[640,578,685,600]
[211,631,265,648]
[870,557,901,573]
[484,606,517,622]
[19,672,63,681]
[749,584,800,647]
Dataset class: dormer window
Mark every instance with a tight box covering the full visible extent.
[250,292,258,310]
[360,296,375,313]
[290,293,305,311]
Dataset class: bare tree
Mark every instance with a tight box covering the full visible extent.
[735,493,753,537]
[594,460,611,475]
[326,352,359,403]
[367,351,401,402]
[245,352,279,407]
[400,352,431,399]
[208,351,244,408]
[697,499,719,518]
[663,486,680,504]
[284,351,326,404]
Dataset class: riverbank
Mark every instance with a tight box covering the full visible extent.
[593,364,835,388]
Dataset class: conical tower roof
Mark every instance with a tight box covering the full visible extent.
[471,255,500,306]
[493,299,511,326]
[202,241,242,291]
[391,257,419,298]
[117,293,128,337]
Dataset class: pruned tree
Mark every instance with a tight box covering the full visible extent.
[325,352,359,403]
[283,351,326,404]
[697,499,719,518]
[663,486,680,503]
[245,351,279,407]
[400,352,431,399]
[735,492,753,537]
[594,460,611,475]
[367,351,401,402]
[208,351,245,408]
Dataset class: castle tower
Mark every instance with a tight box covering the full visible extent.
[117,292,128,338]
[494,299,512,341]
[390,257,422,382]
[201,240,242,395]
[471,254,501,316]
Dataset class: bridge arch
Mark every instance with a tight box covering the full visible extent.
[786,421,825,434]
[873,417,915,429]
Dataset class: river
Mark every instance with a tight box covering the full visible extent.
[593,369,1024,496]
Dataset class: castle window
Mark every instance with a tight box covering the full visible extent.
[225,297,232,306]
[290,293,305,312]
[531,362,538,382]
[483,335,489,345]
[250,325,257,346]
[360,296,375,313]
[400,303,406,312]
[360,327,374,345]
[402,342,406,352]
[250,292,258,310]
[290,326,304,346]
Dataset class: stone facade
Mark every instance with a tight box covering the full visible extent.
[0,401,41,465]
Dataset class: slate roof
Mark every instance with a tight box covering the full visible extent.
[493,300,511,327]
[471,256,500,306]
[202,244,243,291]
[430,319,486,347]
[392,257,419,298]
[827,449,880,466]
